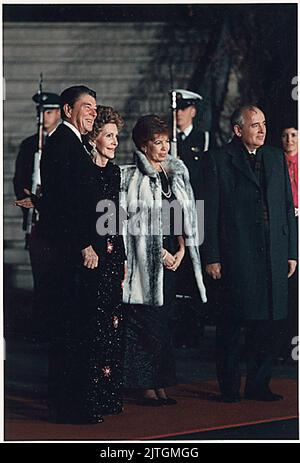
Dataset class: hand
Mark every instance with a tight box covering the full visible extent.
[168,248,185,272]
[81,245,99,269]
[288,259,297,278]
[206,262,222,280]
[162,248,176,269]
[15,197,34,209]
[14,189,36,209]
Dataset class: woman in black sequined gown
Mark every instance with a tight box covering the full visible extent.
[78,106,126,421]
[49,106,126,424]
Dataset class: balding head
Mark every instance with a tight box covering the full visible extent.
[231,105,266,152]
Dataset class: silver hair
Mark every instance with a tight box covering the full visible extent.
[230,104,261,129]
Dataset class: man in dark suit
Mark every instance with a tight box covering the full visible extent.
[203,104,297,402]
[38,86,98,261]
[17,85,98,422]
[41,85,99,423]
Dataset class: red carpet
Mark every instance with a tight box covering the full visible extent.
[5,378,298,441]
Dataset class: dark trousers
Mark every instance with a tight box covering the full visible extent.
[281,218,298,361]
[216,309,285,397]
[28,227,60,339]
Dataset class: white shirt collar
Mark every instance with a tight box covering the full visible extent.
[177,124,193,139]
[244,144,257,155]
[63,120,82,142]
[47,123,61,138]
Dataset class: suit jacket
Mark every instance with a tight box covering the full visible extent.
[38,123,94,252]
[177,127,210,200]
[202,137,297,320]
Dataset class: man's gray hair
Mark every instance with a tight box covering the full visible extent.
[230,104,261,130]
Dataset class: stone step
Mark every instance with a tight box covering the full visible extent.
[4,63,150,79]
[3,42,167,60]
[5,80,148,98]
[4,238,25,250]
[3,22,166,42]
[4,37,170,47]
[4,195,21,218]
[4,248,31,266]
[4,263,33,291]
[4,218,28,241]
[4,178,17,196]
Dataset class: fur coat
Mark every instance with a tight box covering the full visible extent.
[120,150,207,306]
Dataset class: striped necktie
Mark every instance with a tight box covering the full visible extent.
[83,143,94,160]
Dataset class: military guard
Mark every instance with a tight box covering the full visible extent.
[14,92,61,238]
[174,89,211,200]
[170,89,212,347]
[13,91,61,338]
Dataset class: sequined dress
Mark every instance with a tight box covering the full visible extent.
[48,161,126,423]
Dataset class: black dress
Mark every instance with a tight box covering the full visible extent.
[48,161,126,423]
[123,172,178,390]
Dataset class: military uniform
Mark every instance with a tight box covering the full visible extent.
[177,126,210,200]
[13,92,61,338]
[14,133,40,233]
[172,89,211,346]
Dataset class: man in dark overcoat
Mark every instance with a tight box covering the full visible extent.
[202,105,297,402]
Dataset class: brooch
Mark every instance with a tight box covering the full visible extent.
[107,240,114,254]
[102,366,112,378]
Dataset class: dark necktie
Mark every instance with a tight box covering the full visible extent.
[248,152,256,171]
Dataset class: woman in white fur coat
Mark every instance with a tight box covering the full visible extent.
[121,115,206,406]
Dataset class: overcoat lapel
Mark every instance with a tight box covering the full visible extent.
[260,146,275,189]
[226,140,260,187]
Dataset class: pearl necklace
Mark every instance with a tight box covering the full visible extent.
[159,163,172,198]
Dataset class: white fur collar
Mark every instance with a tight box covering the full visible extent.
[134,149,188,179]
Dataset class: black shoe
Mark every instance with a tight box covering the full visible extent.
[219,394,241,403]
[140,398,162,407]
[158,397,177,406]
[244,390,284,402]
